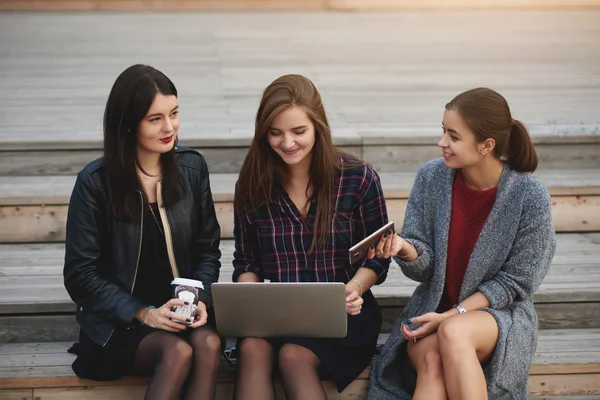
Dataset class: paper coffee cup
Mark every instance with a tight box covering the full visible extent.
[171,278,204,324]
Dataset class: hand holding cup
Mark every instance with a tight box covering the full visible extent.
[143,298,192,332]
[189,301,209,328]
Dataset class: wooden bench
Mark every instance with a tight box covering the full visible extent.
[3,0,600,12]
[1,169,599,244]
[1,234,599,344]
[0,329,599,399]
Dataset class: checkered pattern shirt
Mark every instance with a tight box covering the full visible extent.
[233,164,390,284]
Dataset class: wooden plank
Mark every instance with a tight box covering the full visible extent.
[0,0,328,12]
[329,0,600,10]
[0,146,362,176]
[0,203,234,243]
[0,233,598,316]
[2,300,596,344]
[2,169,600,206]
[534,303,600,330]
[1,185,598,244]
[0,316,78,344]
[0,11,599,152]
[32,386,146,400]
[2,0,600,11]
[528,374,600,396]
[0,174,239,205]
[365,144,600,173]
[0,389,32,400]
[1,330,600,394]
[529,397,600,400]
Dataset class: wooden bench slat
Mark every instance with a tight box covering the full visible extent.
[2,170,600,206]
[0,234,599,315]
[0,329,599,390]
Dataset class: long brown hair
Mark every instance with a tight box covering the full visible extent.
[235,74,360,253]
[445,87,538,173]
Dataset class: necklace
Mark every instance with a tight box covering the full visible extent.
[148,203,165,236]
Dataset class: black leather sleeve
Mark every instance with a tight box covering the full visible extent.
[63,170,145,324]
[191,155,222,308]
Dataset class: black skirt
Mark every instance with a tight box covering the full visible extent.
[265,290,381,392]
[69,311,220,381]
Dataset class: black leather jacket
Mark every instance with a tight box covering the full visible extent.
[64,147,221,346]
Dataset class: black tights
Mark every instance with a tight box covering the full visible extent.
[233,338,327,400]
[131,326,222,400]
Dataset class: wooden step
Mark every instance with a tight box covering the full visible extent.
[1,169,599,244]
[2,134,598,176]
[3,0,600,12]
[1,234,598,342]
[0,11,599,174]
[0,329,598,399]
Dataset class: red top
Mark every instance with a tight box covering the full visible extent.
[437,170,498,312]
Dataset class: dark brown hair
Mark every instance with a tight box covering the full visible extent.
[445,87,538,173]
[103,64,181,219]
[235,74,361,253]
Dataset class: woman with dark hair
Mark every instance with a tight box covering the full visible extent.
[368,88,557,400]
[232,74,391,400]
[64,64,223,400]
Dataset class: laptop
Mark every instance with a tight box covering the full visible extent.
[211,282,347,338]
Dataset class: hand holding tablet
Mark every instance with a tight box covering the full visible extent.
[349,221,395,264]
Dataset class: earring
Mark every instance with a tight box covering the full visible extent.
[481,151,486,155]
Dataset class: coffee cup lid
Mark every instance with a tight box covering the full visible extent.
[171,278,204,289]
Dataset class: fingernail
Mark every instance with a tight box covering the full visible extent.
[388,229,393,234]
[383,233,388,238]
[369,245,375,249]
[407,319,412,324]
[184,301,190,305]
[186,318,192,322]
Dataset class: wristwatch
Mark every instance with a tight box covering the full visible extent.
[453,304,467,314]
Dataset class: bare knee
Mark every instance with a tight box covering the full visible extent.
[438,318,469,360]
[278,344,318,375]
[419,349,444,378]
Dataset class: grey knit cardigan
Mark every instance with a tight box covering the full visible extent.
[369,159,556,400]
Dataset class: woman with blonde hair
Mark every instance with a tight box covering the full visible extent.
[232,74,391,399]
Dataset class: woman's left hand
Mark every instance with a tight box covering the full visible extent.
[401,312,445,341]
[189,301,208,328]
[345,284,364,316]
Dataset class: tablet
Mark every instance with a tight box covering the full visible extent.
[348,221,395,264]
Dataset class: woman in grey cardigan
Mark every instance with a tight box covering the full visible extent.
[367,88,556,400]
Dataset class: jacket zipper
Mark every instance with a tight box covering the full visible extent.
[101,191,144,347]
[130,190,144,294]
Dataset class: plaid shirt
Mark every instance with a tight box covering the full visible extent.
[233,164,390,285]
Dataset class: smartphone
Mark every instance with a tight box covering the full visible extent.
[348,221,395,265]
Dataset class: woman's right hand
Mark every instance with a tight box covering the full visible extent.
[367,232,406,259]
[142,299,191,332]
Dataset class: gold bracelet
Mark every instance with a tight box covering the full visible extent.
[350,279,363,296]
[398,239,416,259]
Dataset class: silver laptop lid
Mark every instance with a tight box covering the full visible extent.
[212,282,347,338]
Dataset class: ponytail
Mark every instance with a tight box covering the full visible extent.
[507,119,538,173]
